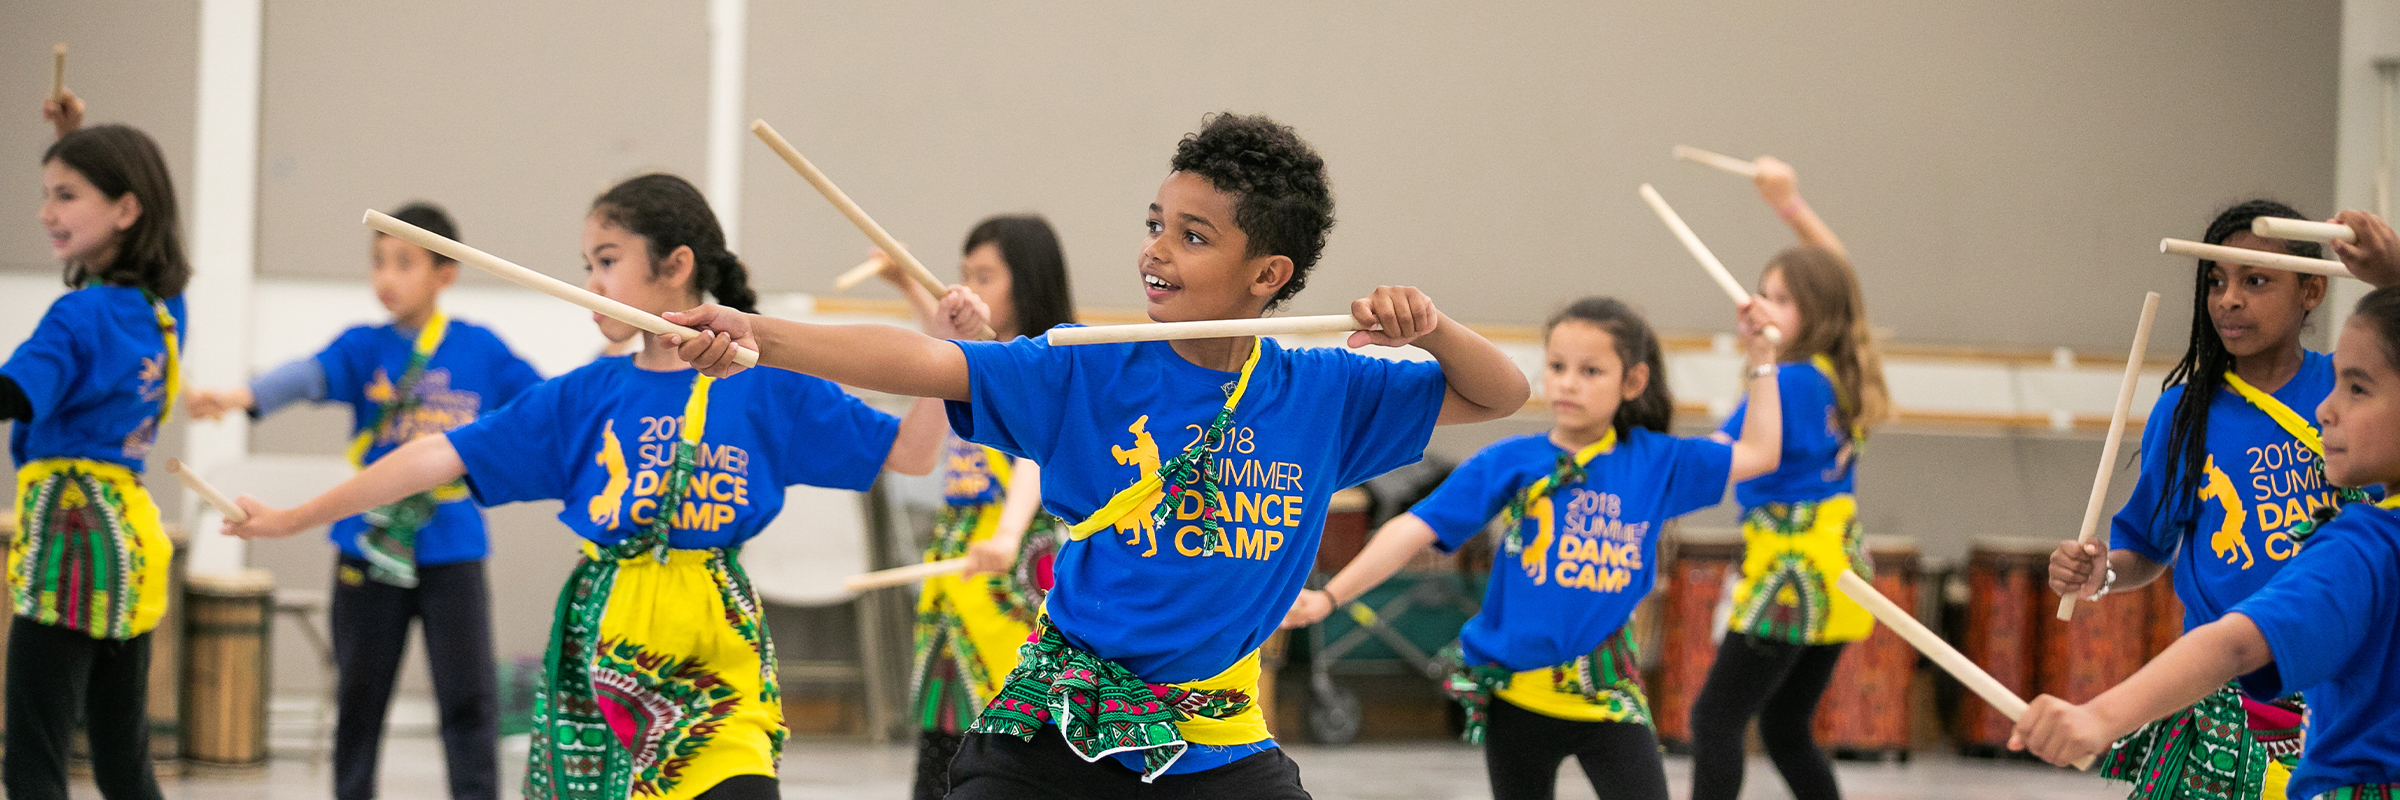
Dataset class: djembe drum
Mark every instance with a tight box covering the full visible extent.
[1956,537,2048,756]
[1653,528,1742,749]
[182,569,274,768]
[1813,535,1920,761]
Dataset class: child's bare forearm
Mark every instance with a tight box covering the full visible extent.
[1421,314,1531,424]
[1729,368,1784,482]
[751,316,972,401]
[1323,514,1440,605]
[290,436,466,530]
[2086,614,2272,736]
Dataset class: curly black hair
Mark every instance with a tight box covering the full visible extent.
[1169,113,1334,310]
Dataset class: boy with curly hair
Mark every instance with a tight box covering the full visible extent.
[663,112,1529,797]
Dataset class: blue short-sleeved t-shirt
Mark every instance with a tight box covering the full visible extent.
[2112,352,2345,631]
[446,356,898,550]
[2,286,186,470]
[2231,502,2400,800]
[313,320,543,565]
[1720,360,1851,508]
[1413,430,1731,671]
[946,332,1446,772]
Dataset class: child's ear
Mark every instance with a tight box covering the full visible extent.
[1247,254,1294,301]
[434,260,460,290]
[111,192,143,232]
[659,245,696,287]
[2302,274,2329,312]
[1621,361,1650,401]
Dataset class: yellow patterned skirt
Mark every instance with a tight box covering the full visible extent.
[11,459,173,639]
[524,544,781,800]
[1728,495,1872,645]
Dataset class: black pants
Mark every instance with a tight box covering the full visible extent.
[1687,632,1847,800]
[331,556,498,800]
[947,726,1310,800]
[1482,697,1669,800]
[1,619,162,800]
[916,730,967,800]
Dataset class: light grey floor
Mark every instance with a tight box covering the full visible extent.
[94,733,2115,800]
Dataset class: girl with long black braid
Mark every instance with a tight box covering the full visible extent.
[222,173,953,800]
[2048,200,2400,800]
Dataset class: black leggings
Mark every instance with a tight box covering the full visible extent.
[946,725,1310,800]
[331,557,498,800]
[1,619,162,800]
[1482,697,1669,800]
[695,774,779,799]
[916,730,967,800]
[1687,632,1846,800]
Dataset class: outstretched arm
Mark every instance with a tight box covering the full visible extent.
[664,286,991,401]
[1283,513,1440,629]
[1348,286,1530,425]
[223,434,466,540]
[2010,613,2270,766]
[1754,156,1847,258]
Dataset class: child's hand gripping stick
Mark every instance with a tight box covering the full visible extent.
[2057,291,2160,621]
[1832,571,2094,770]
[749,120,996,339]
[361,210,758,368]
[164,458,249,524]
[1639,183,1782,344]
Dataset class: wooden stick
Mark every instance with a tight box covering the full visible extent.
[1639,183,1782,342]
[52,44,66,100]
[1048,315,1364,346]
[1834,571,2092,770]
[843,558,967,592]
[2160,238,2353,279]
[832,257,886,292]
[749,120,993,338]
[362,210,758,368]
[2058,292,2161,621]
[2251,217,2356,244]
[164,458,248,523]
[1671,145,1760,178]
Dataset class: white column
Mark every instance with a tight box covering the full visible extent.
[181,0,264,577]
[706,0,749,251]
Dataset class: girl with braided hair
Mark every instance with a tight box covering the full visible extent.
[1282,296,1781,800]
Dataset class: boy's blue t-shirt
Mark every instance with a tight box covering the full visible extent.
[314,320,543,566]
[2,286,187,470]
[1412,430,1731,671]
[1719,360,1851,508]
[2232,501,2400,800]
[2112,351,2344,632]
[446,356,898,550]
[946,332,1446,772]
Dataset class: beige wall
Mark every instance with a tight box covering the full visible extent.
[743,0,2338,353]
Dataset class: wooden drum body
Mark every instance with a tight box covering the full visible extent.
[1958,537,2048,754]
[1654,530,1742,748]
[1813,536,1919,760]
[2145,568,2184,660]
[2040,557,2146,704]
[182,569,273,768]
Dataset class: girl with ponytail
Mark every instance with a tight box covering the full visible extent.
[224,173,954,800]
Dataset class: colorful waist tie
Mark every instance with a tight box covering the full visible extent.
[1441,625,1650,745]
[11,458,173,640]
[969,615,1265,782]
[2101,681,2303,800]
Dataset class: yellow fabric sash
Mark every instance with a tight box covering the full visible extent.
[2224,371,2328,462]
[1065,339,1264,541]
[145,295,180,432]
[1174,649,1271,746]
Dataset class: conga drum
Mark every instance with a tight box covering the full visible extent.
[2145,567,2183,659]
[1653,528,1743,749]
[1814,535,1919,761]
[1956,537,2048,756]
[2040,547,2147,704]
[182,569,274,768]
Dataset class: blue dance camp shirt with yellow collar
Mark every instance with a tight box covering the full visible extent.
[445,356,898,550]
[2,286,186,469]
[2112,351,2348,632]
[2233,501,2400,800]
[316,320,543,566]
[1412,430,1731,672]
[946,332,1446,771]
[1718,359,1851,507]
